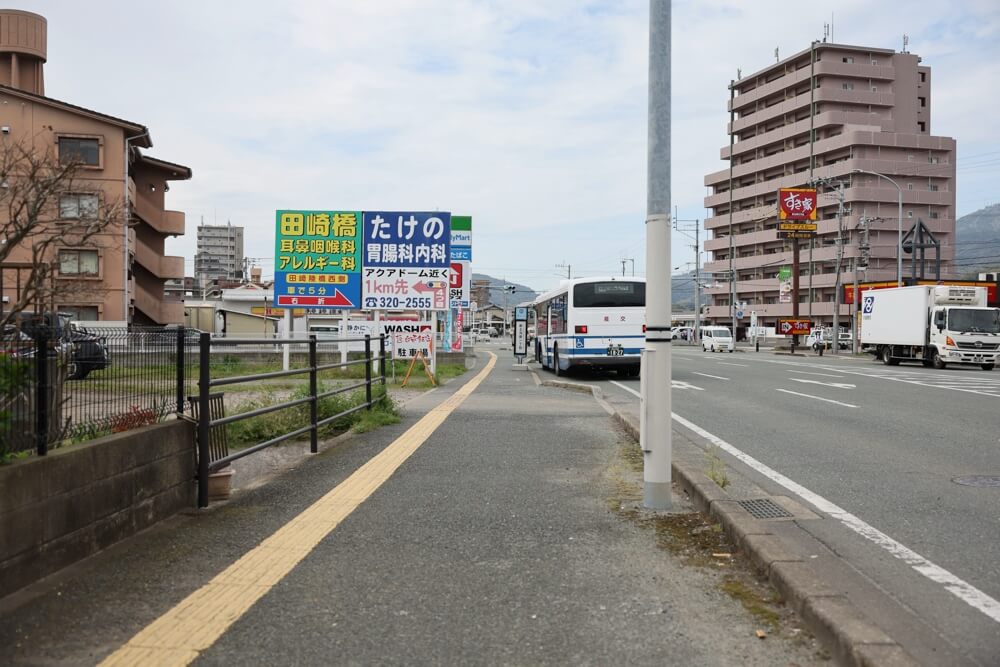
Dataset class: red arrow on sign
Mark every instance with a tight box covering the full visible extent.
[326,289,353,306]
[413,281,446,294]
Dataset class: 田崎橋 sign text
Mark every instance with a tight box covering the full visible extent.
[273,210,362,309]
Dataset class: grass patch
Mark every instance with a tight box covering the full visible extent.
[719,576,782,630]
[226,383,397,449]
[706,445,730,489]
[353,396,401,433]
[384,361,467,388]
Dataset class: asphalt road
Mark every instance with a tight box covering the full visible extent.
[568,345,1000,665]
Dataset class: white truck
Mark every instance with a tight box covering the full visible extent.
[860,285,1000,370]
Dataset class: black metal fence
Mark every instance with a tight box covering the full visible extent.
[1,325,198,458]
[193,333,387,507]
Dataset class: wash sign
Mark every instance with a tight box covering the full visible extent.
[273,210,361,309]
[362,211,451,311]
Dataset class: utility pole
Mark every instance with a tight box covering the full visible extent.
[620,258,635,277]
[673,215,701,343]
[556,262,571,280]
[642,0,672,510]
[809,176,847,354]
[832,181,845,355]
[727,76,735,334]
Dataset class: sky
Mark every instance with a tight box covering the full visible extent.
[19,0,1000,294]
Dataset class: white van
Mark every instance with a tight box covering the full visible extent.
[700,326,734,353]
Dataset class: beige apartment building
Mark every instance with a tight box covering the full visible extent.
[702,42,956,332]
[0,9,190,324]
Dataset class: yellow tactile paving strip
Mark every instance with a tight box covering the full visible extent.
[100,352,497,667]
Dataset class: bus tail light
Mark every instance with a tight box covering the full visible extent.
[575,325,588,334]
[642,325,647,333]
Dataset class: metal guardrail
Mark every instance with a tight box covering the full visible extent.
[194,332,387,508]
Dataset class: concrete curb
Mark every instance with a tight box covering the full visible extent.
[588,392,919,667]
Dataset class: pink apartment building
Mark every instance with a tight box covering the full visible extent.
[702,42,956,332]
[0,9,190,324]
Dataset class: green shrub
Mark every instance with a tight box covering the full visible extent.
[226,382,398,449]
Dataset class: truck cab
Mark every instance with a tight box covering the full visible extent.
[928,300,1000,369]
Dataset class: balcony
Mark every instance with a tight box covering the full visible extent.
[134,279,184,325]
[134,236,185,279]
[132,191,185,236]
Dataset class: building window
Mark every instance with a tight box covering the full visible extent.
[58,249,99,277]
[59,305,99,321]
[59,193,99,219]
[908,183,913,190]
[918,96,926,107]
[57,136,100,166]
[871,59,879,65]
[920,72,926,82]
[918,121,926,132]
[928,184,939,192]
[871,86,878,92]
[928,156,939,164]
[842,82,854,90]
[842,56,854,64]
[907,211,913,218]
[929,211,939,219]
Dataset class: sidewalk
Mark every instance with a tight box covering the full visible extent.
[3,351,834,665]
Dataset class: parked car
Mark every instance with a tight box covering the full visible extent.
[806,327,851,352]
[67,322,111,380]
[671,326,693,341]
[3,311,109,379]
[700,326,734,353]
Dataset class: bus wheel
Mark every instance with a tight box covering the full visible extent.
[553,346,562,376]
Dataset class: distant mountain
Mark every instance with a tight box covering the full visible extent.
[955,204,1000,278]
[671,270,697,310]
[471,274,538,307]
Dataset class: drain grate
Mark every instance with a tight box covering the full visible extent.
[953,475,1000,488]
[738,498,794,519]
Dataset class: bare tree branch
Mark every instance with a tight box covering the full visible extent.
[0,136,123,327]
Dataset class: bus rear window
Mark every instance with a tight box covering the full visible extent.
[573,282,645,308]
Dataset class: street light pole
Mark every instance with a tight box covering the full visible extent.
[853,169,903,287]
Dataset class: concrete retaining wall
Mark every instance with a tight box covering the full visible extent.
[0,420,195,599]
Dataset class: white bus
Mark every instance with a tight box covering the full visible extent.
[531,276,645,377]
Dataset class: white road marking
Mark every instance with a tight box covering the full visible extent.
[789,378,856,390]
[717,362,748,367]
[788,370,844,378]
[670,413,1000,626]
[672,380,704,391]
[776,388,859,408]
[611,380,642,398]
[692,372,730,381]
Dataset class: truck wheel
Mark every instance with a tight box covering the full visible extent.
[932,351,946,370]
[982,364,995,371]
[881,347,893,365]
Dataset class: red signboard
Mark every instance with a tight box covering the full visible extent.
[778,188,818,221]
[777,318,811,336]
[844,280,999,307]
